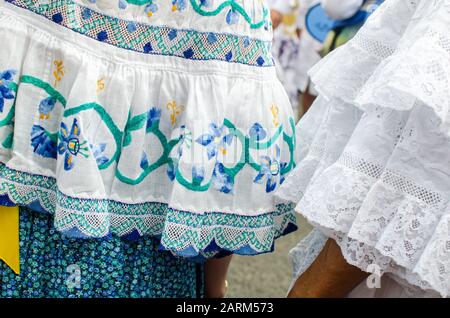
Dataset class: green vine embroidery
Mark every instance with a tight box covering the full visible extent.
[83,0,270,29]
[125,0,153,5]
[9,73,296,192]
[189,0,270,29]
[115,0,270,29]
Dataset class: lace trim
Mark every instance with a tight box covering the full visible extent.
[351,32,396,60]
[382,169,444,209]
[298,151,449,296]
[339,151,383,180]
[0,163,297,256]
[339,151,444,209]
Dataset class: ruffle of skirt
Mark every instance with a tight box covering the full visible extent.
[0,4,298,258]
[277,0,450,297]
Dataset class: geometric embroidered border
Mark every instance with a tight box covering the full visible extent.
[6,0,274,67]
[0,163,297,257]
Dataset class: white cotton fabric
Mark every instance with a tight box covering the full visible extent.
[278,0,450,297]
[0,0,299,256]
[0,0,296,215]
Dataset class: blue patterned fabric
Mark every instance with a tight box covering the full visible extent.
[0,207,203,298]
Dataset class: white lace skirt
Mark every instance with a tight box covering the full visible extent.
[278,0,449,297]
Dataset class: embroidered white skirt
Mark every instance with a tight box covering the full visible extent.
[0,0,298,258]
[278,0,449,297]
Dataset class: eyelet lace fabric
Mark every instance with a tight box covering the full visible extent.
[277,0,450,297]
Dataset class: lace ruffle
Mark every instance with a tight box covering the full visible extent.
[277,0,450,297]
[309,0,450,130]
[280,99,450,297]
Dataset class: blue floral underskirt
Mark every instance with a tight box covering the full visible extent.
[0,207,204,298]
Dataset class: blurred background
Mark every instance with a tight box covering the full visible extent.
[227,217,312,298]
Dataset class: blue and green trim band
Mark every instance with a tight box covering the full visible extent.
[6,0,274,67]
[0,162,297,257]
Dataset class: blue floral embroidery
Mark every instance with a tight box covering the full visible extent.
[249,123,267,141]
[144,2,159,16]
[146,107,162,130]
[90,143,109,166]
[38,97,57,120]
[167,125,191,182]
[196,123,233,160]
[200,0,213,7]
[0,69,16,112]
[226,8,240,25]
[58,119,89,170]
[167,160,178,181]
[172,0,186,12]
[177,125,191,157]
[192,165,205,185]
[118,0,128,9]
[254,145,282,193]
[212,162,233,194]
[31,125,57,159]
[140,151,149,169]
[119,0,159,14]
[264,18,271,31]
[279,161,288,185]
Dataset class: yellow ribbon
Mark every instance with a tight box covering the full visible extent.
[0,206,20,274]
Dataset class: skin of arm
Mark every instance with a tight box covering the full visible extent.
[271,9,284,29]
[204,255,233,298]
[288,239,369,297]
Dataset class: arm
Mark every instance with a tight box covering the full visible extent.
[271,10,283,29]
[204,255,233,298]
[288,239,369,297]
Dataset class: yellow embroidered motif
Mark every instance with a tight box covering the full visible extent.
[97,78,105,93]
[53,60,65,87]
[213,136,227,155]
[167,101,184,126]
[0,206,20,275]
[270,104,280,127]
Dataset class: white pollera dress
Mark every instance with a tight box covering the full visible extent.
[277,0,449,297]
[0,0,297,259]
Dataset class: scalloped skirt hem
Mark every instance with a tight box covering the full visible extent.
[0,162,297,259]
